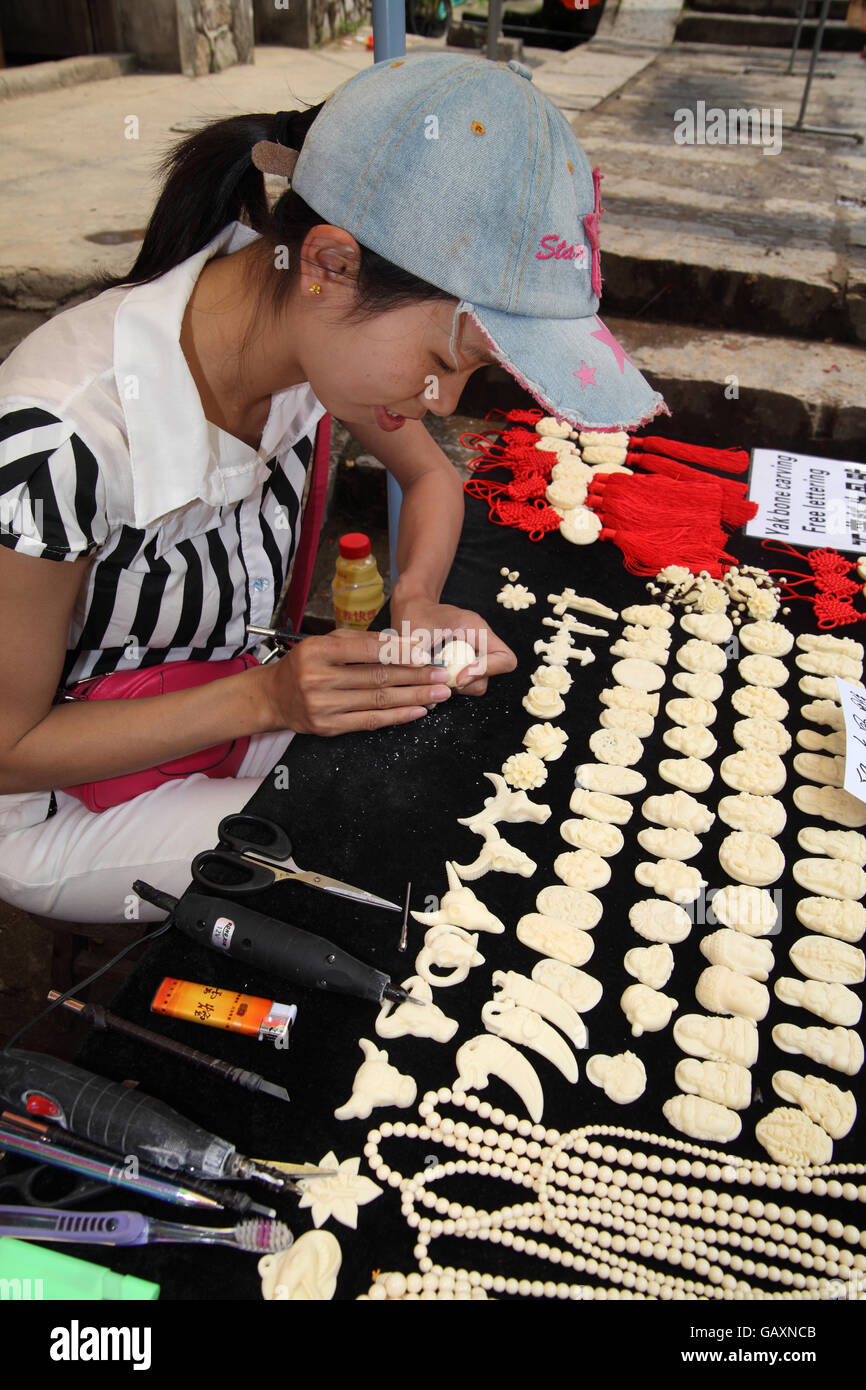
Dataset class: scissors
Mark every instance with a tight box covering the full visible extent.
[191,813,401,911]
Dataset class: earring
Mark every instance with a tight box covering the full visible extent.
[309,283,322,295]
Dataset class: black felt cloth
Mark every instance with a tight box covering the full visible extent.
[73,487,864,1301]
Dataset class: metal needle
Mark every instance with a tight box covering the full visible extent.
[398,881,412,952]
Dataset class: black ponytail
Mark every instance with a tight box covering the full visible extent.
[99,105,323,289]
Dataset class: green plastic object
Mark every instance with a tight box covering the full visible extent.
[0,1237,160,1300]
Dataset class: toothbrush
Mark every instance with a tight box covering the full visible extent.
[0,1205,293,1252]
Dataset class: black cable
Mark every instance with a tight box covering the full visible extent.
[1,885,176,1053]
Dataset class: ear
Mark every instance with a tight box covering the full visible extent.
[301,226,361,289]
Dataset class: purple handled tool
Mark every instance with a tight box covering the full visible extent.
[0,1205,293,1252]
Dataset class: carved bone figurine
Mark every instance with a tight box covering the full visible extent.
[455,1034,544,1122]
[699,929,775,982]
[451,824,536,880]
[585,1052,646,1104]
[662,1093,741,1144]
[620,983,678,1037]
[771,1070,856,1139]
[375,975,458,1044]
[481,1000,578,1083]
[259,1230,342,1302]
[410,862,505,935]
[674,1057,752,1110]
[695,964,770,1022]
[531,957,602,1015]
[334,1039,416,1122]
[673,1013,759,1068]
[773,976,862,1027]
[755,1107,834,1167]
[492,968,590,1046]
[414,923,485,988]
[772,1022,864,1076]
[788,935,865,985]
[457,774,552,834]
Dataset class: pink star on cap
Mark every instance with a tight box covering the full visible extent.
[591,317,631,374]
[574,361,597,389]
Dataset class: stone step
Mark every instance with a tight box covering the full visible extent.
[689,0,848,16]
[675,10,863,48]
[553,45,866,346]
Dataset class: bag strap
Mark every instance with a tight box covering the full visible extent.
[282,411,331,632]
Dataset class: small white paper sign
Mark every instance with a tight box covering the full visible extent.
[745,449,866,553]
[835,678,866,805]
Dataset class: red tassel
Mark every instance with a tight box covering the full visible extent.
[599,526,734,578]
[631,437,750,473]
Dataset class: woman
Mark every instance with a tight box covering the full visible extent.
[0,53,663,922]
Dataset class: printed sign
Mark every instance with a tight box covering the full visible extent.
[745,449,866,554]
[836,678,866,805]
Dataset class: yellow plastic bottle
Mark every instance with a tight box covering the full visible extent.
[331,532,385,630]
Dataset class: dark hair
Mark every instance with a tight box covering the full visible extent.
[99,104,454,321]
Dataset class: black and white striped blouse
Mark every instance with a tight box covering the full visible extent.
[0,223,326,831]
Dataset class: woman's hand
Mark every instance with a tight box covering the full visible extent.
[259,627,452,736]
[388,597,517,697]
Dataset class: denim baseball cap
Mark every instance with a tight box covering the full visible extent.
[292,51,667,431]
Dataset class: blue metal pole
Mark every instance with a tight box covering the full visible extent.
[372,0,408,585]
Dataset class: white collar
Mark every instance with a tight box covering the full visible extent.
[115,223,310,527]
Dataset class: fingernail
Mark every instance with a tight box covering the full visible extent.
[430,685,451,701]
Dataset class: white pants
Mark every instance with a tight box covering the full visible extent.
[0,731,293,923]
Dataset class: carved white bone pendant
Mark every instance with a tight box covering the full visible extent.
[481,1000,578,1083]
[634,859,706,904]
[492,967,590,1046]
[585,1052,646,1105]
[773,976,862,1026]
[674,1057,752,1110]
[535,883,603,930]
[532,957,603,1016]
[623,943,674,989]
[455,1034,544,1122]
[411,862,505,935]
[673,1013,759,1067]
[755,1107,834,1166]
[560,818,624,857]
[575,763,646,795]
[451,824,536,880]
[695,964,770,1021]
[629,898,693,944]
[641,791,715,833]
[797,826,866,864]
[414,923,485,988]
[699,929,774,981]
[792,858,866,901]
[710,885,778,936]
[334,1039,417,1121]
[516,914,594,968]
[259,1230,341,1301]
[636,827,703,861]
[569,787,633,825]
[375,975,458,1044]
[663,1093,741,1144]
[788,935,865,985]
[795,896,866,943]
[621,983,677,1037]
[457,773,551,832]
[772,1022,864,1075]
[771,1070,856,1139]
